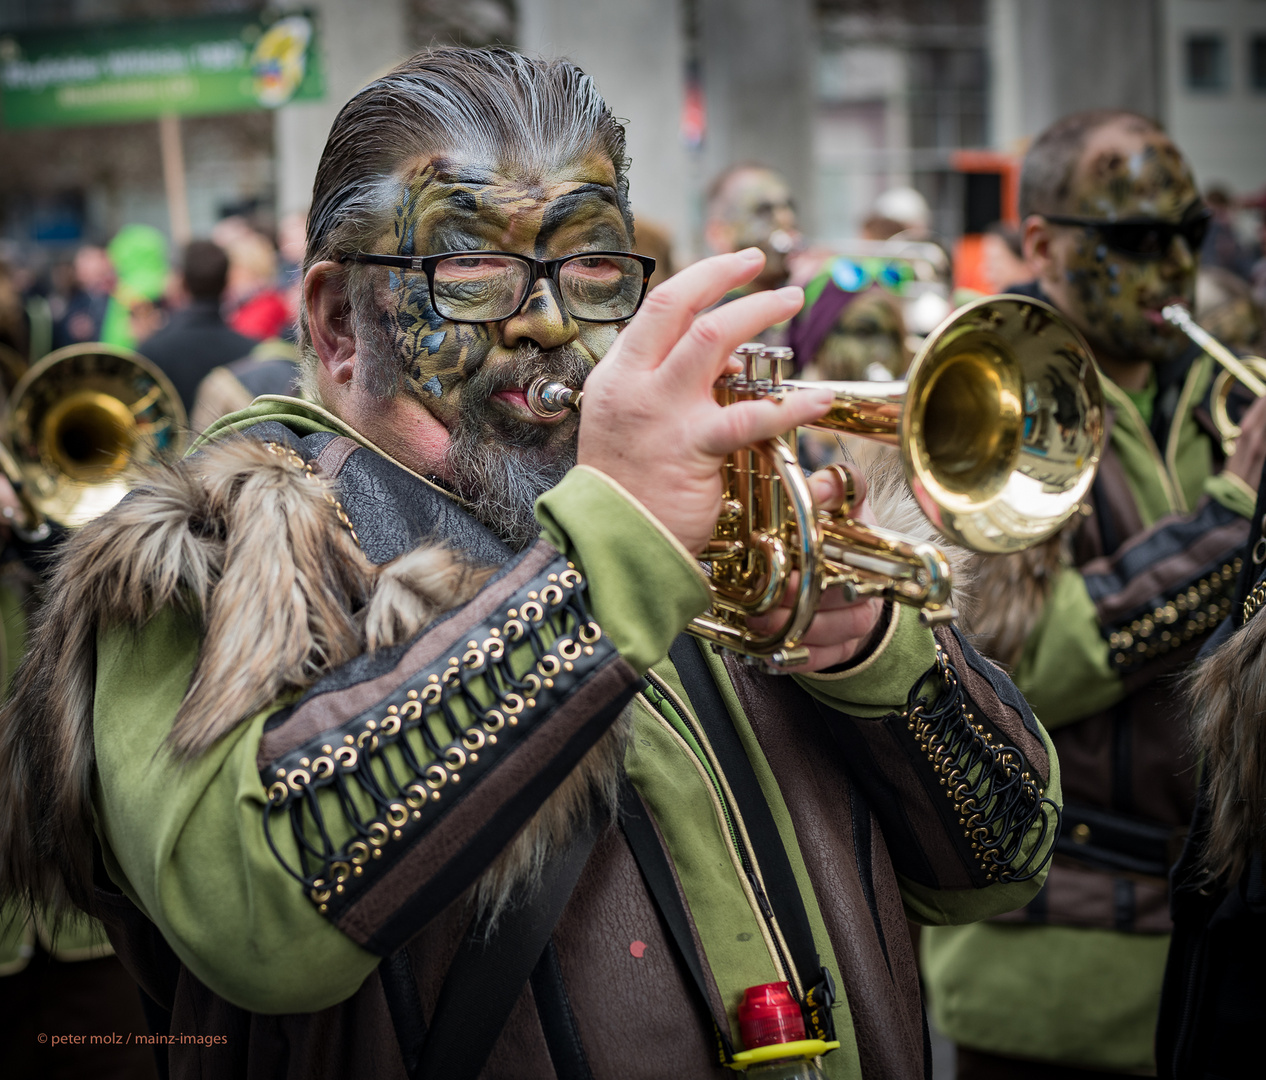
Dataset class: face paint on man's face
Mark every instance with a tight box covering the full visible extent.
[1056,128,1200,363]
[371,155,631,435]
[359,154,630,545]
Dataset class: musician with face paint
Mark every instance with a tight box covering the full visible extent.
[0,50,1061,1079]
[923,109,1266,1080]
[704,165,803,348]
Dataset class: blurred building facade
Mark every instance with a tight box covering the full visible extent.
[1,0,1264,263]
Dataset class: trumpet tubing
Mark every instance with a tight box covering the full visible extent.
[1161,304,1265,455]
[527,294,1105,664]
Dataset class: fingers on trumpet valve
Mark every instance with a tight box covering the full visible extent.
[808,463,866,515]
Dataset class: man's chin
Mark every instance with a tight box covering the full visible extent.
[478,404,578,450]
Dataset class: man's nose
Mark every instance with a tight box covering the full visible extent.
[500,277,579,351]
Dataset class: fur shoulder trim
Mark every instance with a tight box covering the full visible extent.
[839,439,974,623]
[0,437,486,915]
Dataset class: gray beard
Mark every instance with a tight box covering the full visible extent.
[442,346,591,551]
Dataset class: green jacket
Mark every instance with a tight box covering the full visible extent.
[924,354,1255,1072]
[83,400,1060,1078]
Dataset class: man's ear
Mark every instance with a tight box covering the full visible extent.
[305,261,358,385]
[1022,214,1058,284]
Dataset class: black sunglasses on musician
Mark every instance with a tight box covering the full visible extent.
[339,249,656,324]
[1042,204,1212,261]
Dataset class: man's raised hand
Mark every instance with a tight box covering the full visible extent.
[577,249,833,554]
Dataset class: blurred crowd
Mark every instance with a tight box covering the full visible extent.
[0,209,306,435]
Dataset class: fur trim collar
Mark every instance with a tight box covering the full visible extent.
[0,437,496,917]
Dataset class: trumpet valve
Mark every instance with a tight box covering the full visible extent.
[760,346,794,386]
[734,342,764,383]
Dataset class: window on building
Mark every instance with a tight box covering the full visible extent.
[1252,35,1266,91]
[1186,34,1228,91]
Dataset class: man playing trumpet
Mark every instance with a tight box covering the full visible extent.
[924,109,1266,1078]
[2,49,1059,1079]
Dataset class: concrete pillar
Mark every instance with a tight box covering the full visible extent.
[988,0,1162,151]
[697,0,816,240]
[516,0,691,263]
[274,0,410,217]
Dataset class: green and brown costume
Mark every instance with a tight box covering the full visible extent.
[924,348,1255,1073]
[5,398,1061,1079]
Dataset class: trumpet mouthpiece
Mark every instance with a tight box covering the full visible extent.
[525,376,583,419]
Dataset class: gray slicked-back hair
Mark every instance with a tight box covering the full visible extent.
[1019,108,1163,219]
[298,47,633,379]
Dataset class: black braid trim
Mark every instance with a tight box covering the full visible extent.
[904,644,1059,884]
[259,555,610,921]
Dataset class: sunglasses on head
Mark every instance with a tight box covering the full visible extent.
[1043,206,1212,260]
[830,256,915,295]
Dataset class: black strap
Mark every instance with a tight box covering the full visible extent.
[1054,800,1183,879]
[530,939,596,1079]
[380,949,427,1078]
[382,813,601,1080]
[667,636,837,1040]
[618,777,736,1065]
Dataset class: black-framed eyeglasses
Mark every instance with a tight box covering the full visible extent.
[339,249,656,324]
[1043,206,1212,260]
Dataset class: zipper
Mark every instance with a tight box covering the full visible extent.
[641,670,798,991]
[641,677,745,858]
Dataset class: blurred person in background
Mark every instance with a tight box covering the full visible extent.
[1200,186,1254,280]
[632,216,675,292]
[789,269,909,469]
[276,208,308,340]
[0,262,31,388]
[705,163,801,294]
[52,244,114,350]
[189,338,303,434]
[981,221,1031,294]
[220,225,293,341]
[138,239,258,415]
[790,263,909,381]
[100,224,169,350]
[923,107,1266,1080]
[868,184,932,241]
[1194,265,1264,353]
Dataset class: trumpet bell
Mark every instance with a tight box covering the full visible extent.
[902,295,1103,553]
[7,344,187,527]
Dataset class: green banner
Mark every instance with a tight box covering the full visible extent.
[0,11,324,129]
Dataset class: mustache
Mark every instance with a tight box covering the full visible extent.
[467,344,592,397]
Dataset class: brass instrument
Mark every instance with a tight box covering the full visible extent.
[0,343,188,535]
[1161,304,1266,455]
[528,295,1104,666]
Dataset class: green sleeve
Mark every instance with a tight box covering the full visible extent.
[535,465,713,673]
[1009,566,1125,730]
[1205,471,1257,520]
[94,463,711,1012]
[93,606,379,1014]
[792,602,938,715]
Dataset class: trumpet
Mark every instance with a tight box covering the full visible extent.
[0,343,187,537]
[1161,304,1266,455]
[529,295,1105,666]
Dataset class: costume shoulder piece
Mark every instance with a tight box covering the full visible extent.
[0,436,490,917]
